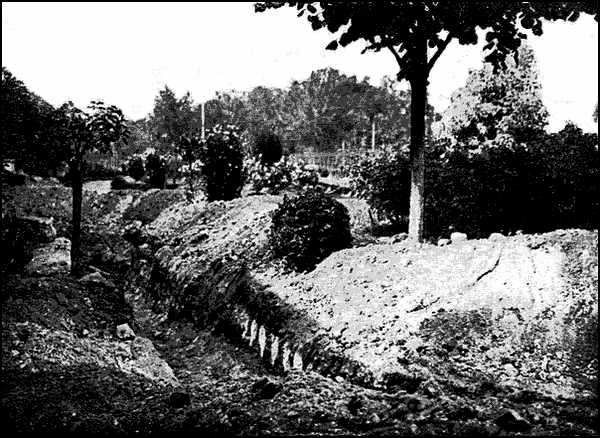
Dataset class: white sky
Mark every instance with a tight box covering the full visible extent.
[2,2,598,132]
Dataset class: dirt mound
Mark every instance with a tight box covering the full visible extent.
[258,229,598,398]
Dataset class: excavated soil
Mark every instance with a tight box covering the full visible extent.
[2,184,598,435]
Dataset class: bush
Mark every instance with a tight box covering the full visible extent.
[199,125,245,201]
[269,188,352,271]
[350,128,599,240]
[253,130,283,164]
[244,156,292,194]
[350,147,410,226]
[126,156,145,181]
[145,153,167,189]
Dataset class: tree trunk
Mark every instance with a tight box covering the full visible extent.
[70,159,83,276]
[371,116,376,151]
[407,39,428,241]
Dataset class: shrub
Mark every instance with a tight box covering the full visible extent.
[288,159,319,188]
[349,128,599,240]
[253,130,283,164]
[319,167,330,178]
[350,147,411,226]
[269,188,352,271]
[145,152,167,189]
[199,125,245,201]
[244,156,292,194]
[126,156,145,181]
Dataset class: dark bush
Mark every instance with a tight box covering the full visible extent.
[269,187,352,271]
[253,130,283,164]
[350,126,598,240]
[199,125,245,201]
[319,167,330,178]
[350,148,411,226]
[145,153,167,189]
[126,156,145,181]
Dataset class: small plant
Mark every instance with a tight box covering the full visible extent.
[269,187,352,271]
[253,130,283,164]
[145,152,167,189]
[126,155,145,181]
[244,156,293,194]
[199,125,245,201]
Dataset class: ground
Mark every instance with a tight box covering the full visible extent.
[1,180,598,435]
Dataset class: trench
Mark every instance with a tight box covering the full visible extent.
[126,248,382,391]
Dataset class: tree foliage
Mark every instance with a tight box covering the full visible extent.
[438,43,548,149]
[256,1,598,240]
[1,67,64,174]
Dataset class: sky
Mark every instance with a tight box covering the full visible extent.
[2,2,598,132]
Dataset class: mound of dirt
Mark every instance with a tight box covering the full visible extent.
[257,229,598,399]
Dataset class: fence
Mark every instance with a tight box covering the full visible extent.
[290,149,373,175]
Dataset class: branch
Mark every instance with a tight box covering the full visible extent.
[387,44,403,67]
[427,33,453,74]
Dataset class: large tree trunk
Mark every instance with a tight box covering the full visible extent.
[70,160,83,276]
[407,39,428,241]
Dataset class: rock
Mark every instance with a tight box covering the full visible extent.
[437,238,450,247]
[169,391,191,408]
[495,409,532,432]
[251,377,282,400]
[79,272,117,290]
[489,232,505,241]
[14,215,57,245]
[392,232,409,243]
[24,237,71,276]
[450,232,467,243]
[116,323,135,340]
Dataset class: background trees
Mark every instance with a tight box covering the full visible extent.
[1,67,65,175]
[257,1,598,241]
[438,43,548,149]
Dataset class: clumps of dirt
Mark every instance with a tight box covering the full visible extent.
[2,274,132,336]
[257,229,598,400]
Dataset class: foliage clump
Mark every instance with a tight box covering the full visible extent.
[198,125,245,201]
[253,130,283,164]
[244,156,319,195]
[145,152,167,189]
[126,156,145,181]
[269,188,352,271]
[350,147,411,226]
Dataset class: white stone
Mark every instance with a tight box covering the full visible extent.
[258,326,267,358]
[249,320,258,347]
[270,335,279,366]
[282,342,291,371]
[437,238,450,247]
[489,232,505,241]
[116,323,135,340]
[292,349,303,370]
[450,232,467,243]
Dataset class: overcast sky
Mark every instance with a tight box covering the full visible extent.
[2,2,598,132]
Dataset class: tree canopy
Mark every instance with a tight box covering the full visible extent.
[256,1,598,240]
[438,43,548,149]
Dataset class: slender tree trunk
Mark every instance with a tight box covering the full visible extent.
[70,159,83,276]
[407,38,428,241]
[371,116,376,151]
